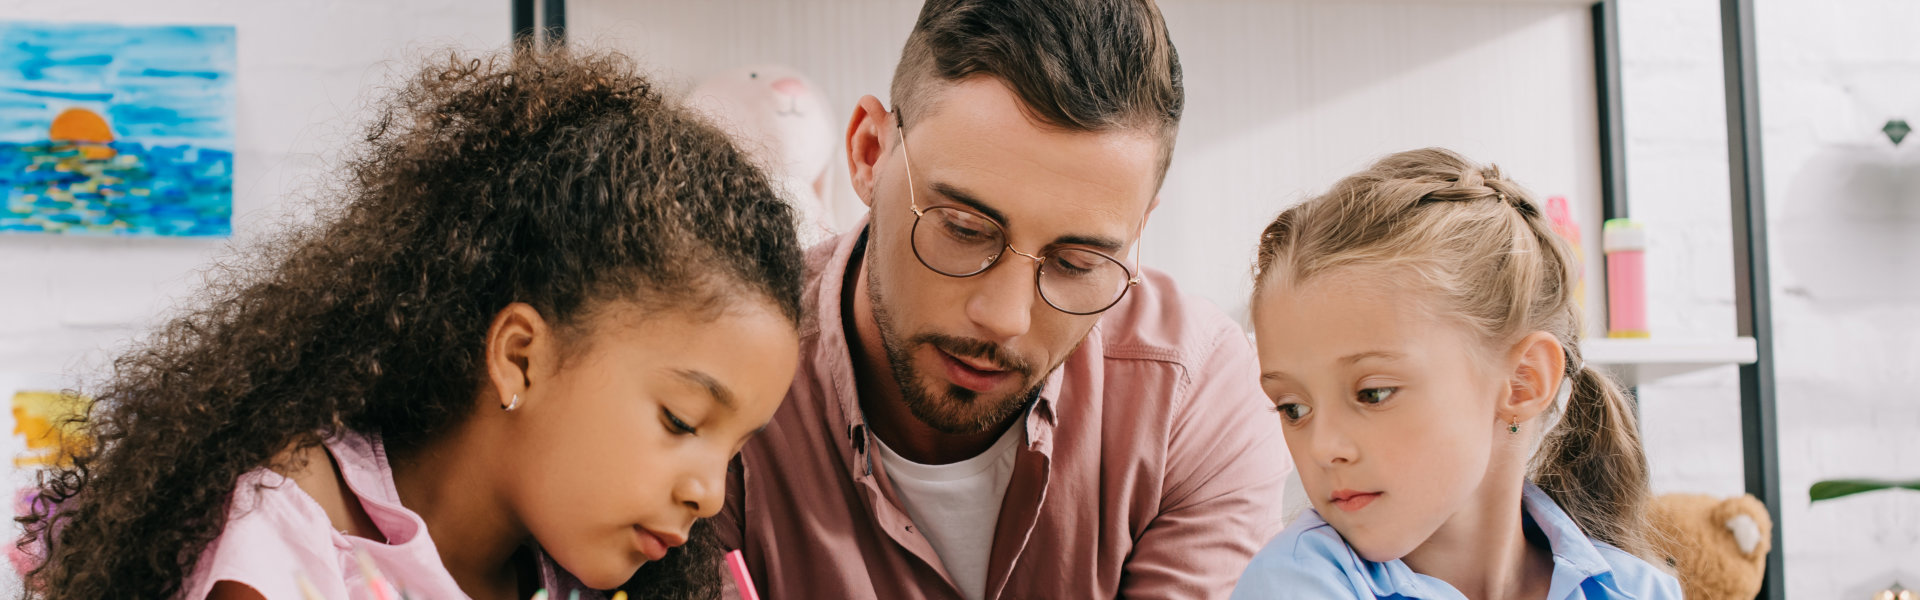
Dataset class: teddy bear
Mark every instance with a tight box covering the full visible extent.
[1647,493,1773,600]
[685,64,838,245]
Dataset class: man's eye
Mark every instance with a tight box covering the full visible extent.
[938,213,997,243]
[1048,254,1098,275]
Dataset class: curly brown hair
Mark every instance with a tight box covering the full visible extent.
[18,47,804,599]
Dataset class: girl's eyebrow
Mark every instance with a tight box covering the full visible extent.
[1339,351,1403,366]
[672,369,736,411]
[1261,350,1406,381]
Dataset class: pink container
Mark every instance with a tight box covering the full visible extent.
[1543,196,1587,314]
[1604,219,1648,338]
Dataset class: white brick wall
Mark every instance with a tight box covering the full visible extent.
[0,0,506,381]
[1624,0,1920,595]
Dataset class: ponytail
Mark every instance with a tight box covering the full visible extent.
[1530,362,1656,560]
[1250,147,1663,562]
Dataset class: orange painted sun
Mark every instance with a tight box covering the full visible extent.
[49,107,116,159]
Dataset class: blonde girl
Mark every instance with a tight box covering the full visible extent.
[1234,149,1680,599]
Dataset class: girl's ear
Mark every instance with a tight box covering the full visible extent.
[484,302,555,410]
[1501,331,1566,424]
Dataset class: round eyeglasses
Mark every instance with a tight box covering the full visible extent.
[896,115,1140,315]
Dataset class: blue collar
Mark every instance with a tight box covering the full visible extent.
[1344,482,1619,599]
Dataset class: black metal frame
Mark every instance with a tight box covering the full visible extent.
[511,0,565,49]
[1591,0,1633,406]
[522,0,1786,596]
[1718,0,1786,598]
[512,0,535,47]
[1593,0,1629,224]
[1590,1,1785,598]
[544,0,567,45]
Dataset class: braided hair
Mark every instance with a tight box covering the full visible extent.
[1252,147,1655,561]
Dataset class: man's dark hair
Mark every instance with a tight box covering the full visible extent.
[891,0,1184,174]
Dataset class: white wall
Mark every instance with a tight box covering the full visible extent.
[0,0,506,381]
[570,0,1606,326]
[1621,0,1920,595]
[0,0,1610,379]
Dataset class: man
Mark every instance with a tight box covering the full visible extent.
[715,1,1290,597]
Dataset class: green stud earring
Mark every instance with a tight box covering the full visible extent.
[1507,417,1520,434]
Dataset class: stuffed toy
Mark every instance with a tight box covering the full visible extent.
[686,64,838,244]
[1647,493,1773,600]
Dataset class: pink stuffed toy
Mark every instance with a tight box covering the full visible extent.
[687,65,838,243]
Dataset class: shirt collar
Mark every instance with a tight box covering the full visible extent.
[1032,367,1063,424]
[807,218,870,474]
[1523,482,1620,598]
[1343,482,1619,599]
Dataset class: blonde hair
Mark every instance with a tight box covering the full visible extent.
[1252,148,1656,560]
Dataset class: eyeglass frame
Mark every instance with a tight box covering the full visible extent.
[892,111,1143,316]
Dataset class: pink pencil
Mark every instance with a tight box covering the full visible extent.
[352,548,400,600]
[723,550,761,600]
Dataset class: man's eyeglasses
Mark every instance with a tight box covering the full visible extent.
[895,113,1140,315]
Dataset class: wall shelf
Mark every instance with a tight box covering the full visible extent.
[1584,337,1758,387]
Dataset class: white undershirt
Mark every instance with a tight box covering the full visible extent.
[872,417,1025,600]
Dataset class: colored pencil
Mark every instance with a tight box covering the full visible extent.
[351,548,399,600]
[296,572,325,600]
[724,550,761,600]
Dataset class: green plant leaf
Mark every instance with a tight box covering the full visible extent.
[1809,479,1920,503]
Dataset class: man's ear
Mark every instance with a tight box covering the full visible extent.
[844,95,893,209]
[484,302,555,411]
[1140,194,1162,236]
[1128,195,1161,262]
[1501,331,1566,424]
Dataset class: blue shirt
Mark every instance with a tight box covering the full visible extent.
[1231,483,1681,599]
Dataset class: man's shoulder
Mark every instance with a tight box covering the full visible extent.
[1091,266,1246,366]
[794,232,850,340]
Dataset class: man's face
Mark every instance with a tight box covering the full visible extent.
[858,77,1162,434]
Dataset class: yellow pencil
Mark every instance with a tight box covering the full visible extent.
[295,573,324,600]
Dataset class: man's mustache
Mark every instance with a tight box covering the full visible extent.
[911,332,1035,377]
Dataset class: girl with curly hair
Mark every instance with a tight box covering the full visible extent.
[19,47,805,600]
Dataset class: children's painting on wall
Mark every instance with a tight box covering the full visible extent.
[0,22,235,237]
[0,372,89,581]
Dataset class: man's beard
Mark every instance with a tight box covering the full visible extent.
[868,265,1047,435]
